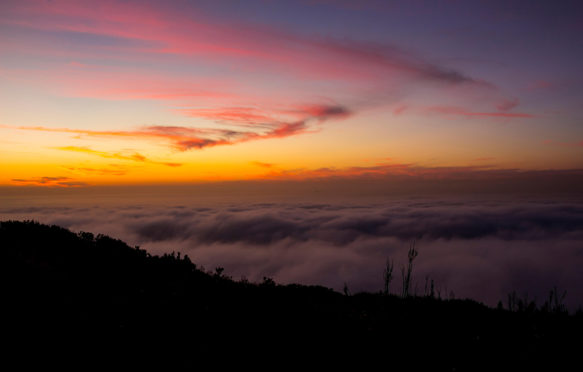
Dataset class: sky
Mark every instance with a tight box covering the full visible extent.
[1,0,583,187]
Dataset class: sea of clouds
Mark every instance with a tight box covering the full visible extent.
[2,197,583,309]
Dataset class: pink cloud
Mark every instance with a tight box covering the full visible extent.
[251,161,276,169]
[178,107,276,127]
[496,98,519,112]
[544,139,583,147]
[53,71,236,103]
[66,61,88,68]
[64,166,128,176]
[11,117,312,151]
[527,80,556,91]
[426,106,534,118]
[11,176,87,187]
[393,104,408,116]
[288,104,352,121]
[2,0,486,86]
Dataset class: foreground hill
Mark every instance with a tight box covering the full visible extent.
[1,220,581,369]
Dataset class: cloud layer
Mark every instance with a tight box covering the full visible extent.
[2,196,583,309]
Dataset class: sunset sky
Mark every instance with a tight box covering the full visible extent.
[1,0,582,187]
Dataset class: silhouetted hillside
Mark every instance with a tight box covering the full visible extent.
[1,220,581,369]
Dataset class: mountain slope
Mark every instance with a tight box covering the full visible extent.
[1,220,580,369]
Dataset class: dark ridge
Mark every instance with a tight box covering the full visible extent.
[1,220,581,369]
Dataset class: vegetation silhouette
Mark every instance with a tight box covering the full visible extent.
[400,239,418,297]
[1,220,581,369]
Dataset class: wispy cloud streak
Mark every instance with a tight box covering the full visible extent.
[1,0,485,86]
[426,106,534,118]
[11,176,86,187]
[543,139,583,148]
[8,103,351,151]
[55,146,182,166]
